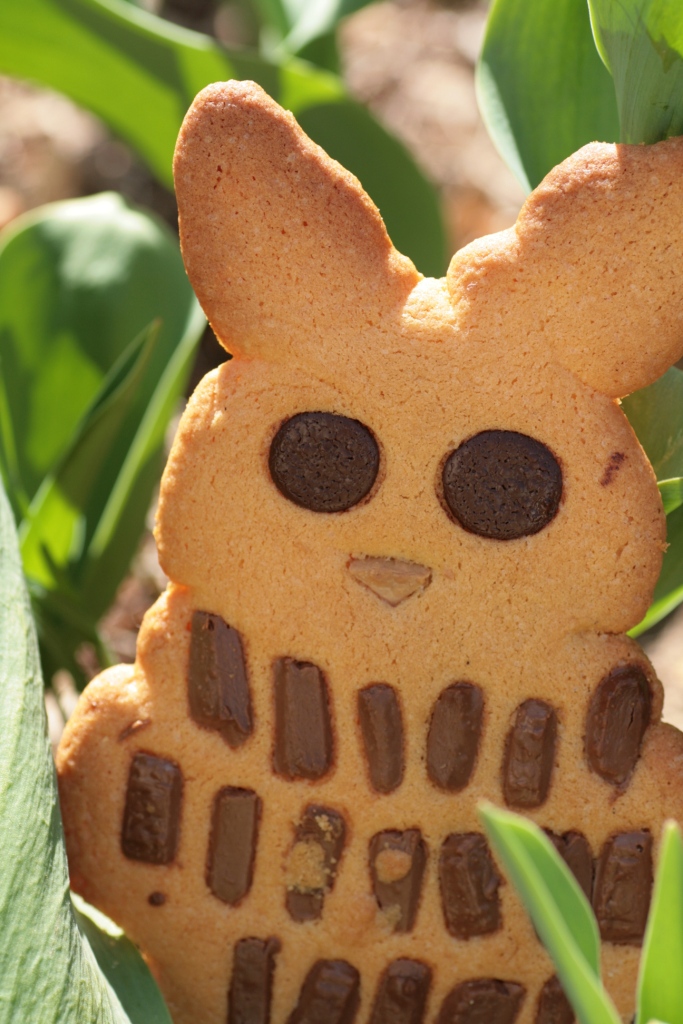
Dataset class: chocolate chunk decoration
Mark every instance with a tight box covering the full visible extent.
[593,830,653,943]
[441,430,562,540]
[546,831,593,901]
[228,937,281,1024]
[188,611,252,747]
[436,979,525,1024]
[273,658,334,781]
[270,411,380,513]
[286,805,346,922]
[207,787,261,905]
[121,752,182,864]
[585,665,652,786]
[358,684,404,794]
[427,683,484,791]
[287,960,360,1024]
[535,977,574,1024]
[503,699,557,808]
[148,891,166,907]
[370,829,427,932]
[369,959,432,1024]
[439,833,502,939]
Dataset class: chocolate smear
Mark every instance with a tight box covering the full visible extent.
[121,752,182,864]
[593,830,653,943]
[535,976,574,1024]
[188,611,252,747]
[427,682,484,791]
[439,833,502,939]
[585,665,651,786]
[441,430,562,540]
[229,937,281,1024]
[358,684,404,794]
[370,829,427,933]
[503,699,557,808]
[546,831,593,901]
[207,787,261,905]
[270,412,379,513]
[286,805,346,922]
[287,960,360,1024]
[369,959,432,1024]
[273,658,334,781]
[436,979,525,1024]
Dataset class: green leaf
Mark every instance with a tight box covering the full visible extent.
[476,0,620,191]
[658,478,683,515]
[588,0,683,144]
[0,0,445,274]
[637,820,683,1024]
[0,475,136,1022]
[631,501,683,636]
[0,192,199,512]
[480,803,621,1024]
[73,896,173,1024]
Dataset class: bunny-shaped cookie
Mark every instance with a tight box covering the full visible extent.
[57,82,683,1024]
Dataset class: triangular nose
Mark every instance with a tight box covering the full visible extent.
[348,556,432,607]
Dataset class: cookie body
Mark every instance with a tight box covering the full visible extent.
[57,83,683,1024]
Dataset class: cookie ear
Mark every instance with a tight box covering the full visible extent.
[174,81,419,363]
[448,138,683,398]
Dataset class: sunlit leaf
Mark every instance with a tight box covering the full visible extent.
[480,803,620,1024]
[636,820,683,1024]
[476,0,619,191]
[0,0,445,274]
[0,476,138,1023]
[588,0,683,143]
[73,896,172,1024]
[658,478,683,516]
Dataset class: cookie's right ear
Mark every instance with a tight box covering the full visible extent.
[174,81,419,362]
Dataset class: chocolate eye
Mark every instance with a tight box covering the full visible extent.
[441,430,562,540]
[269,412,380,513]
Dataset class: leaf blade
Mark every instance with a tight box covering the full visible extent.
[636,820,683,1024]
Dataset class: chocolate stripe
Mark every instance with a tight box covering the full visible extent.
[358,684,404,794]
[436,979,525,1024]
[593,830,653,943]
[286,805,346,922]
[370,829,427,933]
[273,658,334,780]
[427,682,484,792]
[188,611,252,747]
[535,976,574,1024]
[287,960,360,1024]
[121,752,182,864]
[369,959,432,1024]
[207,787,261,905]
[585,666,651,786]
[228,937,281,1024]
[439,833,502,939]
[503,699,557,808]
[546,831,593,901]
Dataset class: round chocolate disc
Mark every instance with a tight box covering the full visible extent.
[441,430,562,540]
[269,412,380,513]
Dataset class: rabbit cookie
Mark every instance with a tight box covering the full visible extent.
[57,81,683,1024]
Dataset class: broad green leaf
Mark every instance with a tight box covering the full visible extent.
[0,0,445,274]
[588,0,683,144]
[658,478,683,515]
[0,476,134,1023]
[476,0,619,191]
[480,804,621,1024]
[623,368,683,482]
[73,896,173,1024]
[637,821,683,1024]
[630,501,683,635]
[0,193,198,514]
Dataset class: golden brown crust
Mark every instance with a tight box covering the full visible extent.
[58,84,683,1024]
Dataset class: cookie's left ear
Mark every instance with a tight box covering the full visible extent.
[448,138,683,398]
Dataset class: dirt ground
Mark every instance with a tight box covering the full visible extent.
[2,0,681,736]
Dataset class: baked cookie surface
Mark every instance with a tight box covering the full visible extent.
[57,82,683,1024]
